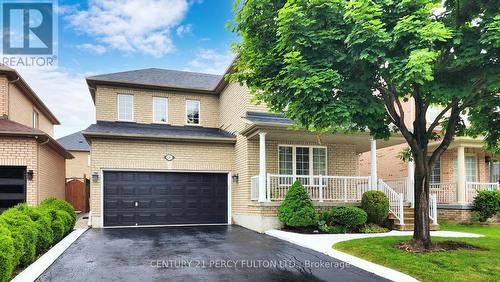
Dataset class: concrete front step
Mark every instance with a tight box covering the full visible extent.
[394,224,440,231]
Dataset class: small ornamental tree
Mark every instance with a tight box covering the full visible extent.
[231,0,499,248]
[361,191,390,224]
[277,181,318,227]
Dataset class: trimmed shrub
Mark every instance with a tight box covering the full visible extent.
[40,207,67,242]
[361,191,390,224]
[0,209,39,266]
[322,206,367,230]
[0,223,15,282]
[40,197,76,226]
[360,223,389,233]
[319,224,347,234]
[277,181,318,227]
[14,204,54,252]
[472,190,500,222]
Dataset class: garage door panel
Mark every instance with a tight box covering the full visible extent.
[103,171,227,226]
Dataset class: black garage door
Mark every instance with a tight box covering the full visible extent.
[103,171,228,226]
[0,166,26,213]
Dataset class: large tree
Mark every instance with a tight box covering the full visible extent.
[230,0,499,248]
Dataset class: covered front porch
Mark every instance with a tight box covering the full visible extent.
[384,137,499,206]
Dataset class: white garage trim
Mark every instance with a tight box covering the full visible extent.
[99,168,232,228]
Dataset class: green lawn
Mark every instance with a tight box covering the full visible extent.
[334,223,500,282]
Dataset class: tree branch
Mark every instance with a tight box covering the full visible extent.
[428,99,460,166]
[426,104,452,135]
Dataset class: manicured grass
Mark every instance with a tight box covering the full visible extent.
[333,223,500,282]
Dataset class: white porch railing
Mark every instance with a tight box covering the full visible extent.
[466,182,500,202]
[251,175,260,201]
[429,194,438,225]
[265,174,371,202]
[430,182,457,204]
[378,179,404,225]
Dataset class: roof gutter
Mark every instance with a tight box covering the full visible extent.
[82,131,237,144]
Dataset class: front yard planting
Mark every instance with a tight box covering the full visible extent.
[334,223,500,282]
[278,181,389,234]
[0,198,76,282]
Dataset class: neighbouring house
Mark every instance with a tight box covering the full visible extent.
[360,99,499,222]
[83,66,407,232]
[0,66,73,212]
[57,131,91,179]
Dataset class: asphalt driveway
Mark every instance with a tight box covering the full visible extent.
[37,225,387,282]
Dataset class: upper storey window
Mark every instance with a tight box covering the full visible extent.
[186,100,200,125]
[153,97,168,123]
[117,94,133,121]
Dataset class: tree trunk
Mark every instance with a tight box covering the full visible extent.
[411,156,432,248]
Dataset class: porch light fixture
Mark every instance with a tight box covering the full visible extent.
[232,174,239,183]
[92,172,100,183]
[27,170,34,181]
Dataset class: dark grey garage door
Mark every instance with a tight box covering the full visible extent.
[0,166,26,213]
[103,171,228,226]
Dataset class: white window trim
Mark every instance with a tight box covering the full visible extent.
[117,94,134,122]
[278,145,328,176]
[185,100,201,126]
[152,97,169,124]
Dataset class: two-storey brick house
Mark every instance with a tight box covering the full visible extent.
[0,66,73,212]
[84,67,405,232]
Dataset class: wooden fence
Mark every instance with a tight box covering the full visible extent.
[65,176,90,213]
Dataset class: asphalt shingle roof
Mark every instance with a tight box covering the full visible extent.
[244,112,295,125]
[83,121,235,141]
[57,131,90,151]
[86,68,223,91]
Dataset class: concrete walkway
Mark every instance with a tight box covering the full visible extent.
[266,230,483,282]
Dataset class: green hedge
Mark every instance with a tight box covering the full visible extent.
[0,198,76,282]
[472,190,500,222]
[321,206,367,231]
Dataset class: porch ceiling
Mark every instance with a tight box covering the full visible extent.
[244,126,406,154]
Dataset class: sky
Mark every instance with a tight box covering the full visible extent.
[16,0,238,138]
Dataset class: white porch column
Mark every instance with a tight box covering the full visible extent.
[370,138,378,190]
[457,146,466,203]
[258,132,267,202]
[407,159,415,207]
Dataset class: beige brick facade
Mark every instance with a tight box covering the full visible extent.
[95,85,220,127]
[65,151,91,178]
[8,83,54,136]
[89,138,235,225]
[0,137,65,206]
[88,80,364,231]
[0,137,38,205]
[38,144,66,201]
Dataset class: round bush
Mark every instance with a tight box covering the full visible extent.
[40,197,76,226]
[277,181,318,227]
[0,223,15,282]
[472,190,500,222]
[361,191,389,224]
[40,207,67,243]
[321,206,367,230]
[14,204,54,252]
[0,208,39,266]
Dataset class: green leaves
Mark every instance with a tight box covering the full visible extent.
[231,0,499,150]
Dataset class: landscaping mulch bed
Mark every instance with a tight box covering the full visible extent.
[396,240,485,253]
